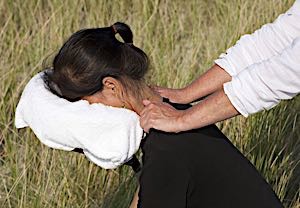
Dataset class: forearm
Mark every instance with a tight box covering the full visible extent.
[178,88,239,131]
[182,64,232,103]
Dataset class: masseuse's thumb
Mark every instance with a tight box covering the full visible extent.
[142,99,151,106]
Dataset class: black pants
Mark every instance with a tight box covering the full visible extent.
[138,99,283,208]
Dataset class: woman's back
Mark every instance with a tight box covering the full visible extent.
[138,99,283,208]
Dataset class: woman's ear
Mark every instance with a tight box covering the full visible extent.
[102,77,124,97]
[102,77,118,90]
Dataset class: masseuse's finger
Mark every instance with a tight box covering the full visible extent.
[140,100,157,132]
[148,85,172,98]
[152,87,186,104]
[140,112,152,133]
[149,85,167,94]
[142,99,151,107]
[149,85,160,91]
[141,100,156,118]
[140,100,163,121]
[140,99,184,133]
[140,100,165,132]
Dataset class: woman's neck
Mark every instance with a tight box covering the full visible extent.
[81,84,162,115]
[126,85,162,115]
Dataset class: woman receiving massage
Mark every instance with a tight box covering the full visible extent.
[42,22,283,208]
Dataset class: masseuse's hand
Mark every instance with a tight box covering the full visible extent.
[150,86,188,104]
[140,100,185,133]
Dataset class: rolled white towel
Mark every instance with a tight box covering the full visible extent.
[15,70,144,169]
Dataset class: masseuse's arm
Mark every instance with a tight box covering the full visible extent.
[156,0,300,105]
[141,87,239,133]
[161,64,231,104]
[141,36,300,133]
[140,1,300,133]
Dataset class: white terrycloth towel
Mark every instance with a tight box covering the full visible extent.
[15,70,144,169]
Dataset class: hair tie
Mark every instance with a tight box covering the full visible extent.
[111,24,133,45]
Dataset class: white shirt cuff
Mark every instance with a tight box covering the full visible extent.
[223,81,249,117]
[214,56,236,77]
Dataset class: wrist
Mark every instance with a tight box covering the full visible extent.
[168,87,190,104]
[175,110,189,133]
[182,86,202,104]
[179,87,194,104]
[180,86,189,96]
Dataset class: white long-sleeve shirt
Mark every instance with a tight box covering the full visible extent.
[214,0,300,117]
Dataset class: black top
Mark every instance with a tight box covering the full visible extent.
[138,98,283,208]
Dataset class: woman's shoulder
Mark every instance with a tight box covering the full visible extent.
[147,124,226,142]
[142,124,228,156]
[141,98,231,153]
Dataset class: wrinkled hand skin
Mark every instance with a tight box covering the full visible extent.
[150,85,188,104]
[142,65,238,133]
[140,99,185,133]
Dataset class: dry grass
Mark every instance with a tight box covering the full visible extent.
[0,0,299,207]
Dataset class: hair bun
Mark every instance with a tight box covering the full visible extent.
[112,22,133,44]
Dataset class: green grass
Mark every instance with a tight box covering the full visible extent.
[0,0,299,207]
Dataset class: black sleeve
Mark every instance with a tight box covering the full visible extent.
[138,151,189,208]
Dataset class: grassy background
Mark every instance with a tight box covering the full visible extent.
[0,0,299,207]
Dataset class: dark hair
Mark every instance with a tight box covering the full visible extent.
[42,22,149,102]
